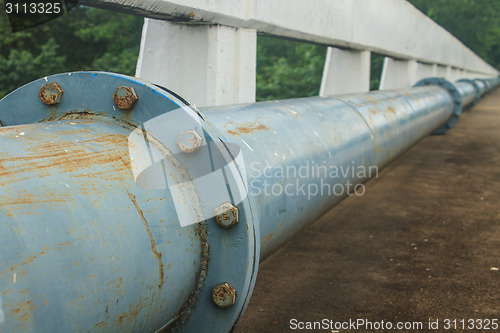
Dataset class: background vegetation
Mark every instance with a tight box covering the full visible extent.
[0,6,143,99]
[1,1,499,100]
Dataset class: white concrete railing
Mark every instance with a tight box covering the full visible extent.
[83,0,499,107]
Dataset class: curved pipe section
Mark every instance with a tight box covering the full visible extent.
[201,85,456,257]
[0,119,205,332]
[455,80,478,107]
[0,72,499,332]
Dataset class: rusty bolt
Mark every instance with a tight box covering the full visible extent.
[39,82,63,105]
[214,202,239,229]
[212,282,236,309]
[113,86,139,111]
[177,130,203,153]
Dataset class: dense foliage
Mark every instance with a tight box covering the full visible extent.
[409,0,500,68]
[256,37,326,101]
[0,2,499,100]
[0,6,143,99]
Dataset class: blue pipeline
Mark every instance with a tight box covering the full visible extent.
[201,77,498,258]
[0,72,498,332]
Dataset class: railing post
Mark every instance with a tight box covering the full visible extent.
[136,18,257,107]
[446,66,453,80]
[84,0,500,85]
[436,65,447,78]
[431,64,438,76]
[415,62,436,81]
[319,47,371,96]
[446,66,464,81]
[459,69,467,79]
[379,57,418,90]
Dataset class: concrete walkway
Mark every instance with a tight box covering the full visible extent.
[237,88,500,332]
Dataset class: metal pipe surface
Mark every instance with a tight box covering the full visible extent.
[201,85,455,258]
[0,118,205,332]
[0,73,498,332]
[455,81,477,107]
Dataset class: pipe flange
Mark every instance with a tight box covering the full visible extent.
[480,78,490,93]
[456,78,481,107]
[473,78,488,95]
[414,77,462,135]
[167,119,260,332]
[0,72,259,332]
[0,71,200,128]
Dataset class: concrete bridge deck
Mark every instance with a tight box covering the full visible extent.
[238,88,500,332]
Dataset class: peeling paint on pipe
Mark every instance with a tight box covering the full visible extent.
[0,72,498,332]
[202,85,454,258]
[0,119,205,332]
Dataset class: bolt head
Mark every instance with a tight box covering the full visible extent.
[113,86,139,110]
[177,130,203,153]
[39,83,63,105]
[212,282,236,309]
[214,202,239,229]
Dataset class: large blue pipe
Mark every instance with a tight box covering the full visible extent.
[201,77,500,258]
[203,85,453,257]
[0,72,498,332]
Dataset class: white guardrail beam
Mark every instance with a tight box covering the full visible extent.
[82,0,499,106]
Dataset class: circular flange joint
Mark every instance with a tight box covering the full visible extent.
[414,77,462,135]
[0,72,260,333]
[456,78,481,107]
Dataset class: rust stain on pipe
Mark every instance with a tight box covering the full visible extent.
[9,247,49,272]
[1,193,66,206]
[8,240,74,272]
[0,124,132,188]
[227,122,270,136]
[13,300,35,323]
[127,192,165,290]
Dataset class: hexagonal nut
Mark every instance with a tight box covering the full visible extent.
[212,282,236,309]
[39,82,63,105]
[177,130,202,153]
[214,202,239,229]
[113,86,139,111]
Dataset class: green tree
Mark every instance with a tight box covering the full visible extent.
[0,6,143,99]
[256,36,326,101]
[370,54,384,91]
[408,0,500,69]
[1,2,499,101]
